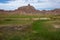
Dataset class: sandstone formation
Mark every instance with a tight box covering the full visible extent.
[0,4,60,15]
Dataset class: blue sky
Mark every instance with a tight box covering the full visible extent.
[0,0,12,3]
[0,0,60,10]
[0,0,10,3]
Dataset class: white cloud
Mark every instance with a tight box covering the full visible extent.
[0,0,60,10]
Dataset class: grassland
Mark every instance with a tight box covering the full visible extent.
[0,20,60,40]
[31,20,60,40]
[0,13,60,40]
[0,13,59,25]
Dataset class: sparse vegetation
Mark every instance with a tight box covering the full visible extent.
[0,13,60,40]
[0,19,60,40]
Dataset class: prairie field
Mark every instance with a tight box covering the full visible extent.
[0,13,60,40]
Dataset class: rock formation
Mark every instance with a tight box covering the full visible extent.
[0,4,60,15]
[14,4,40,13]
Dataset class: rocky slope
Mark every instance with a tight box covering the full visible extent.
[0,4,60,15]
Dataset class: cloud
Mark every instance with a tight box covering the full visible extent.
[0,0,60,10]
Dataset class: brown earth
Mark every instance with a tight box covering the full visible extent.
[0,24,31,32]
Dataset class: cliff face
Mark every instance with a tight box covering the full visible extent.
[0,4,60,15]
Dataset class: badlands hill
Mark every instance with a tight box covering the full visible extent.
[0,4,60,15]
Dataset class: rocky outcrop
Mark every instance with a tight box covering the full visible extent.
[14,4,41,13]
[0,4,60,15]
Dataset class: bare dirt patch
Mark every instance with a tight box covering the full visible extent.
[53,24,60,28]
[0,24,31,32]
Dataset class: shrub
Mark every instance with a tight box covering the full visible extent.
[4,19,12,21]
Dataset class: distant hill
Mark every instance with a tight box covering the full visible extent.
[0,4,60,15]
[14,4,41,13]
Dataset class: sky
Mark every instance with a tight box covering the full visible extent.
[0,0,60,10]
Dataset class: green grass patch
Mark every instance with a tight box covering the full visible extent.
[0,20,32,25]
[31,20,60,40]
